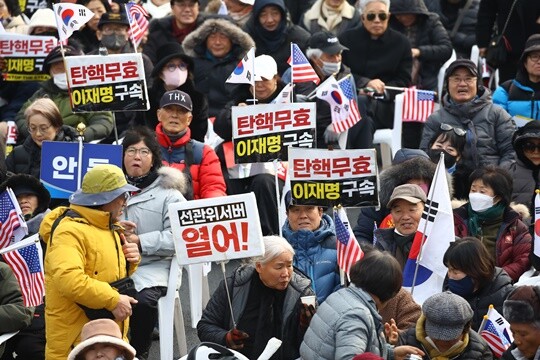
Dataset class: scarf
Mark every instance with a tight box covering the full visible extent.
[253,18,287,53]
[321,1,344,31]
[467,202,505,237]
[415,315,470,360]
[164,128,187,143]
[172,20,196,44]
[126,169,159,190]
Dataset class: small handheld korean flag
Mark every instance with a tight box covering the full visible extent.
[53,3,94,42]
[226,47,255,86]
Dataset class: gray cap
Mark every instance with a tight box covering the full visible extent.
[444,59,479,80]
[387,184,426,208]
[423,292,473,341]
[159,90,193,111]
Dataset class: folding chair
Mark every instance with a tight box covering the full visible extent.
[372,93,405,168]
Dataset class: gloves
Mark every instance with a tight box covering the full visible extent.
[323,124,340,144]
[299,304,316,329]
[225,328,249,349]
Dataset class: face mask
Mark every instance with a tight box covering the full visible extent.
[448,275,475,297]
[53,73,68,90]
[427,149,457,169]
[162,68,188,89]
[101,34,128,51]
[321,60,340,76]
[468,192,495,212]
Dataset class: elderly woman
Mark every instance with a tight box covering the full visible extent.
[420,59,516,169]
[15,45,113,143]
[7,98,78,179]
[182,17,255,118]
[197,235,315,360]
[442,237,513,331]
[493,34,540,121]
[145,42,208,142]
[454,165,531,282]
[300,250,424,359]
[282,192,340,303]
[118,127,186,358]
[300,0,360,36]
[398,292,493,360]
[501,285,540,360]
[510,121,540,210]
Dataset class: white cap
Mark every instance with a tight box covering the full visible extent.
[239,0,255,4]
[28,8,57,33]
[254,55,278,81]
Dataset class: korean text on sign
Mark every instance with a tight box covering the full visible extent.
[0,34,57,81]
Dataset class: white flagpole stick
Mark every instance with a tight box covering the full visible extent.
[411,152,444,295]
[251,48,256,104]
[220,261,237,329]
[0,234,39,255]
[273,159,282,237]
[290,43,294,103]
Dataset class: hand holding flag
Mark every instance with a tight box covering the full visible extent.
[53,3,95,42]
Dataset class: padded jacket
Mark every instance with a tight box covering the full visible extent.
[300,0,360,36]
[493,70,540,120]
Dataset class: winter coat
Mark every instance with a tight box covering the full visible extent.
[379,287,421,333]
[5,125,78,179]
[143,14,207,64]
[284,0,315,25]
[443,267,513,330]
[124,167,186,291]
[439,0,480,58]
[300,286,393,360]
[300,0,360,36]
[0,262,34,358]
[493,70,540,121]
[501,344,540,360]
[243,0,311,75]
[182,18,255,118]
[339,25,412,89]
[4,15,28,34]
[374,228,414,269]
[197,264,313,360]
[156,124,226,199]
[0,80,39,123]
[15,80,113,142]
[39,204,139,360]
[282,213,340,304]
[454,204,531,282]
[420,88,516,169]
[389,0,453,91]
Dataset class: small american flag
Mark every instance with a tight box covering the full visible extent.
[289,43,319,84]
[0,190,21,249]
[125,2,149,48]
[3,240,45,307]
[480,319,510,358]
[334,207,363,276]
[335,76,361,133]
[402,87,435,123]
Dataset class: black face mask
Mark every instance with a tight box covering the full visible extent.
[101,34,128,51]
[427,149,457,168]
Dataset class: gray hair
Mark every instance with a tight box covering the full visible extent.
[253,235,295,265]
[306,48,323,60]
[357,0,390,14]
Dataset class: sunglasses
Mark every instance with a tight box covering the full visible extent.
[365,12,388,21]
[440,123,466,136]
[522,143,540,153]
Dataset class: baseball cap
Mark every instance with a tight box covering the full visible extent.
[98,12,130,29]
[387,184,427,208]
[43,45,83,74]
[28,8,57,33]
[309,31,349,55]
[254,55,278,81]
[239,0,254,4]
[159,90,193,111]
[423,292,473,341]
[69,164,138,206]
[521,34,540,62]
[444,59,479,79]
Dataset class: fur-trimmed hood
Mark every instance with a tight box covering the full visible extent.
[182,18,255,59]
[156,166,188,196]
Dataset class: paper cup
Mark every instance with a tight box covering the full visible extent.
[300,295,316,307]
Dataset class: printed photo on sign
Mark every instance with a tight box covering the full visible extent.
[169,193,264,266]
[65,53,150,112]
[288,148,379,208]
[0,34,57,81]
[232,103,316,163]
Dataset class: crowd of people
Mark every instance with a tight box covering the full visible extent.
[0,0,540,359]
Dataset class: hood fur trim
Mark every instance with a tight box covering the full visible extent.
[157,167,188,195]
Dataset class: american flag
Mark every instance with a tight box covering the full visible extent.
[125,2,149,48]
[335,76,361,133]
[334,207,363,276]
[402,87,435,123]
[3,240,45,307]
[0,190,22,249]
[480,318,511,357]
[289,43,319,84]
[534,192,540,260]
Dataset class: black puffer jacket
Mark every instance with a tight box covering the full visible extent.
[439,0,480,58]
[390,0,453,91]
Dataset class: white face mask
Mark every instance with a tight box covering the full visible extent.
[321,60,341,76]
[469,192,495,212]
[162,68,188,89]
[53,73,68,90]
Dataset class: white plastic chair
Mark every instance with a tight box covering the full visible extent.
[187,263,211,328]
[158,256,188,359]
[437,49,457,101]
[372,92,405,168]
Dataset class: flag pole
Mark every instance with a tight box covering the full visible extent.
[0,234,40,255]
[219,260,237,329]
[251,48,256,104]
[274,159,282,237]
[290,43,294,103]
[410,152,444,295]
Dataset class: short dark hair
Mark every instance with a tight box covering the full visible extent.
[122,126,162,171]
[468,165,513,205]
[349,250,402,303]
[443,237,495,286]
[428,128,466,157]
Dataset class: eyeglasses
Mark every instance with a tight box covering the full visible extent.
[125,147,151,157]
[165,63,188,72]
[28,124,53,134]
[365,12,388,21]
[522,143,540,153]
[101,27,128,35]
[440,123,466,136]
[448,76,476,85]
[528,53,540,63]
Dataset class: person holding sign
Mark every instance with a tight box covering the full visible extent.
[118,127,187,359]
[197,235,315,360]
[39,164,140,360]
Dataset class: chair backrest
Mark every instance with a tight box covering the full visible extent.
[391,93,404,156]
[437,49,457,101]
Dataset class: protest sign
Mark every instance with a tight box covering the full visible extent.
[20,0,47,17]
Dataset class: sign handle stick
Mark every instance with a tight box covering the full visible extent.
[112,113,119,144]
[273,160,282,237]
[220,261,237,329]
